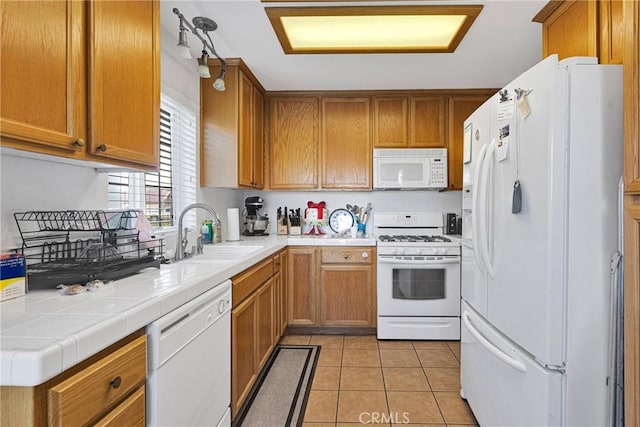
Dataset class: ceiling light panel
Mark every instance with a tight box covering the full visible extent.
[265,6,483,54]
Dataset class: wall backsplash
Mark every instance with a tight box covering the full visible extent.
[242,189,462,236]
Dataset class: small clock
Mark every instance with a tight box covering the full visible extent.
[328,208,355,233]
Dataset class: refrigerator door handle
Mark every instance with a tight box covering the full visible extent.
[472,142,489,270]
[462,310,527,373]
[478,140,496,277]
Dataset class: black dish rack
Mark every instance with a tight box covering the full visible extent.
[13,210,164,290]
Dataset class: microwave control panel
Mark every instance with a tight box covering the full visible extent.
[429,159,448,186]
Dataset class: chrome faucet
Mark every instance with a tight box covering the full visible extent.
[175,203,221,261]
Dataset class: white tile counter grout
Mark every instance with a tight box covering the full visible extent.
[0,235,376,386]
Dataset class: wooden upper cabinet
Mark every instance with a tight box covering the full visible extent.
[253,87,265,189]
[87,0,159,167]
[410,96,447,147]
[238,75,264,188]
[0,0,160,170]
[0,0,86,152]
[201,59,265,188]
[447,95,491,190]
[238,73,254,187]
[373,97,409,148]
[321,98,371,189]
[624,0,640,193]
[533,0,623,65]
[534,0,598,59]
[600,0,624,64]
[268,97,320,189]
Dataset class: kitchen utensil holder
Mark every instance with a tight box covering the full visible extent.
[277,222,288,235]
[288,225,301,235]
[12,210,164,290]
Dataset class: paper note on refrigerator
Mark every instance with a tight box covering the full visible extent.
[497,97,515,121]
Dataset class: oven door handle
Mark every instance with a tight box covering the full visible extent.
[377,257,461,265]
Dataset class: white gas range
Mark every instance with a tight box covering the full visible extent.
[374,212,461,340]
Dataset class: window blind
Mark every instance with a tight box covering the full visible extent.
[107,94,196,230]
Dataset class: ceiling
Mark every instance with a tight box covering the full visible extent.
[159,0,547,91]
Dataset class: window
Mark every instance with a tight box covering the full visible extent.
[108,94,197,230]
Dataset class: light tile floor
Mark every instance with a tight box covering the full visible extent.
[278,334,477,427]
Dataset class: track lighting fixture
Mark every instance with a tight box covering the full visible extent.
[173,8,227,91]
[197,50,211,78]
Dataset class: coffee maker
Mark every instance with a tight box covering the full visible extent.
[243,196,270,236]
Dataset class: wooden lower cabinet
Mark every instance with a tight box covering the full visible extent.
[287,247,318,326]
[94,386,145,427]
[231,291,258,418]
[256,278,275,370]
[279,250,289,335]
[319,265,375,327]
[230,249,286,419]
[0,332,146,427]
[287,246,376,329]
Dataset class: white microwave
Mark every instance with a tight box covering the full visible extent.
[373,148,448,190]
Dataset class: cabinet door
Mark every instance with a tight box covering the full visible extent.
[253,87,265,188]
[448,95,490,190]
[287,247,317,326]
[279,250,289,335]
[624,0,640,192]
[373,96,409,147]
[256,278,275,371]
[410,96,447,147]
[231,295,257,418]
[319,265,375,327]
[87,0,159,168]
[600,0,624,64]
[321,97,371,189]
[238,72,253,188]
[0,0,85,152]
[538,0,598,60]
[269,97,320,189]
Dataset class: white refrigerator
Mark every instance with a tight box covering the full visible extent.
[460,55,624,426]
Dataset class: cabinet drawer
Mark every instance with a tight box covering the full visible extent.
[233,257,274,308]
[48,335,146,427]
[94,386,145,427]
[321,248,374,264]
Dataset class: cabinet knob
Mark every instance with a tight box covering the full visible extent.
[109,376,122,389]
[97,144,107,152]
[74,138,85,147]
[361,252,369,259]
[343,254,350,260]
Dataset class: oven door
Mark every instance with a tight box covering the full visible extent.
[377,255,461,316]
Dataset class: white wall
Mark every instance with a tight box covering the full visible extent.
[0,153,109,251]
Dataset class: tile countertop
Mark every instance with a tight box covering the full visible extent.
[0,234,376,387]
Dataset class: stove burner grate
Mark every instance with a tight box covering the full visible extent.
[378,234,452,243]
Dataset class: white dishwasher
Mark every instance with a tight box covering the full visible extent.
[147,280,231,427]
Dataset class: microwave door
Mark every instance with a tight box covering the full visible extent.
[375,158,427,188]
